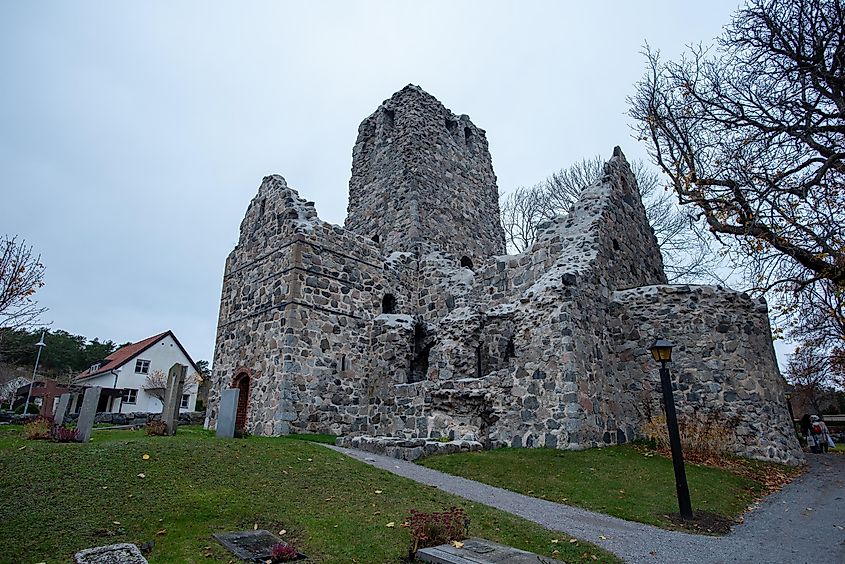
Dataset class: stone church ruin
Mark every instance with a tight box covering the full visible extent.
[207,85,802,464]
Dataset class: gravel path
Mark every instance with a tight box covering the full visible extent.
[327,446,845,563]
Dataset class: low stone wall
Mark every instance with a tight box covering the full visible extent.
[336,435,483,461]
[64,411,206,427]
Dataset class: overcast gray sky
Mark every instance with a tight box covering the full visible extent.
[1,1,748,364]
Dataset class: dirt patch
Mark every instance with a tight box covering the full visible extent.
[661,510,736,535]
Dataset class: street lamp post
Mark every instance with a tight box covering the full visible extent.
[649,338,693,521]
[22,331,47,416]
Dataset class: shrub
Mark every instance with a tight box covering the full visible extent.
[270,542,299,562]
[145,420,168,436]
[407,506,469,556]
[51,425,79,443]
[23,416,52,440]
[641,408,740,457]
[14,403,40,415]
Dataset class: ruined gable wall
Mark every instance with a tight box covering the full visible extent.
[209,175,410,436]
[424,149,668,449]
[345,85,505,262]
[208,175,311,435]
[610,285,803,465]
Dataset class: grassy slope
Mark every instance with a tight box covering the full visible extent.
[418,445,786,528]
[0,427,617,563]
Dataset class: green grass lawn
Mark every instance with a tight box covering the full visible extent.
[418,445,796,529]
[0,426,617,563]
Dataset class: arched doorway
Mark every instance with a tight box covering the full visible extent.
[232,373,250,434]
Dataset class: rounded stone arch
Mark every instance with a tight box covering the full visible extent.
[231,368,253,434]
[460,256,474,269]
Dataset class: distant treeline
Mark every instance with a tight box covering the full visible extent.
[0,328,129,377]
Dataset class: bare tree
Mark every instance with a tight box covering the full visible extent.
[143,368,198,403]
[0,235,47,331]
[629,0,845,293]
[500,156,722,283]
[143,370,168,403]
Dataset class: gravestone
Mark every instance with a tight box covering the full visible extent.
[216,388,239,439]
[161,363,187,435]
[214,530,303,561]
[54,393,72,426]
[76,387,101,443]
[416,538,567,564]
[74,542,148,564]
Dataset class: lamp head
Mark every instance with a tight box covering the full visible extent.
[649,338,674,363]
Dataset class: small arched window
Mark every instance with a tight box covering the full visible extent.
[382,294,397,314]
[460,256,474,269]
[372,234,380,244]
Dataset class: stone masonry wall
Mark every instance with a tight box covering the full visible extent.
[209,86,802,465]
[609,285,803,464]
[345,85,505,262]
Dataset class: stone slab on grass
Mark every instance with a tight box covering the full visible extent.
[74,543,148,564]
[214,529,304,561]
[417,538,566,564]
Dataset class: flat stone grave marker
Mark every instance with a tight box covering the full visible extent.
[213,529,305,561]
[74,542,148,564]
[416,537,566,564]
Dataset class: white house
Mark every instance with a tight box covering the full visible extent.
[72,331,200,414]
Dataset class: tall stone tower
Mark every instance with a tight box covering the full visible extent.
[345,85,506,262]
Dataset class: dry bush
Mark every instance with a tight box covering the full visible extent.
[145,419,168,436]
[641,409,740,457]
[23,416,52,440]
[407,506,469,557]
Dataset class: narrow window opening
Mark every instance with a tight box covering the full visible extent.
[372,234,380,244]
[476,345,484,378]
[612,239,620,251]
[505,337,516,360]
[382,294,397,314]
[445,119,458,134]
[464,126,474,148]
[460,256,474,269]
[340,354,347,372]
[410,323,434,383]
[384,108,395,128]
[259,198,266,216]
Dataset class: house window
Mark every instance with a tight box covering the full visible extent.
[89,363,100,374]
[122,389,138,404]
[135,359,151,374]
[180,394,190,409]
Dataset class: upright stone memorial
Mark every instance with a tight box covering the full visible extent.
[162,363,187,435]
[76,387,101,443]
[53,393,72,427]
[216,388,239,439]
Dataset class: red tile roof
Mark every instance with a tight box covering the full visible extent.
[76,331,171,380]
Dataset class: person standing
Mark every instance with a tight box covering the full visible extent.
[800,414,821,453]
[811,415,834,453]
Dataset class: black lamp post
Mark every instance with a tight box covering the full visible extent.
[784,386,795,423]
[649,338,693,520]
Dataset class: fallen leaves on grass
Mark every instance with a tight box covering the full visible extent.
[385,522,395,528]
[142,454,150,460]
[137,473,145,479]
